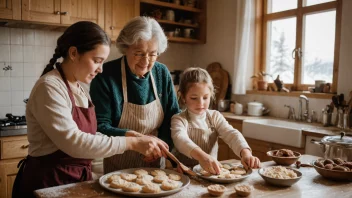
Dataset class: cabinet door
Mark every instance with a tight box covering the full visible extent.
[0,0,21,20]
[61,0,104,28]
[0,159,20,198]
[105,0,139,40]
[22,0,61,23]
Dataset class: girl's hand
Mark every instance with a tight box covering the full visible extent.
[240,149,261,169]
[190,147,221,175]
[198,154,222,175]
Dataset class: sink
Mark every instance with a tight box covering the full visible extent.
[242,119,312,148]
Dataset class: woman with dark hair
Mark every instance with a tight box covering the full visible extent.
[12,21,168,197]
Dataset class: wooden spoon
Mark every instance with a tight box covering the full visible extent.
[161,147,197,176]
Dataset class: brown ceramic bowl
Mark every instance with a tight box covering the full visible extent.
[267,150,301,166]
[312,159,352,181]
[258,167,302,187]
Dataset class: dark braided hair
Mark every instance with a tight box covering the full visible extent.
[41,21,111,77]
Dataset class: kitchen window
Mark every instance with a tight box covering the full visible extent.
[255,0,342,93]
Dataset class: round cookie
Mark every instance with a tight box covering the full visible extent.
[134,169,149,176]
[225,173,241,179]
[136,175,154,185]
[142,183,161,193]
[168,173,181,181]
[222,164,232,170]
[200,169,212,176]
[122,182,141,192]
[120,173,137,182]
[110,179,129,189]
[107,174,121,183]
[231,167,246,175]
[220,168,230,174]
[150,169,167,176]
[153,174,169,183]
[161,179,180,191]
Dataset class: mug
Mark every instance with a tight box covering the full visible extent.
[234,103,243,115]
[183,28,194,38]
[165,10,175,21]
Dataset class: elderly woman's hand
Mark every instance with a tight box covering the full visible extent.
[126,135,169,160]
[125,131,143,137]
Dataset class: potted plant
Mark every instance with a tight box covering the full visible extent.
[251,71,273,91]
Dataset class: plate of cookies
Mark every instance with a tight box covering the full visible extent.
[193,163,252,183]
[99,168,190,197]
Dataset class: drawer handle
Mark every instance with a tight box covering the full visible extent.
[21,144,29,149]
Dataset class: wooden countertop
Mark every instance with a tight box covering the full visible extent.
[34,155,352,198]
[221,112,352,137]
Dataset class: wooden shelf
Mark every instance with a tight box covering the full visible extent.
[157,19,199,28]
[140,0,202,13]
[246,90,335,99]
[167,36,203,44]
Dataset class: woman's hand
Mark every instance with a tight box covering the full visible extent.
[240,148,261,169]
[126,135,169,160]
[191,147,221,175]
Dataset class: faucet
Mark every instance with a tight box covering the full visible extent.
[299,95,311,122]
[284,105,296,120]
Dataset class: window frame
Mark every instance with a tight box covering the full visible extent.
[254,0,342,93]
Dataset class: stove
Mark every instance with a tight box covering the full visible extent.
[0,113,27,137]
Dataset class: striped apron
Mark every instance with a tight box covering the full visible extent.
[173,110,219,167]
[104,57,164,173]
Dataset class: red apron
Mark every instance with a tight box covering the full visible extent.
[12,66,97,198]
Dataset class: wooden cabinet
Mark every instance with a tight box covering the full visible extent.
[61,0,104,27]
[22,0,61,23]
[0,0,21,20]
[140,0,206,44]
[104,0,139,40]
[217,119,242,161]
[0,135,29,198]
[22,0,104,28]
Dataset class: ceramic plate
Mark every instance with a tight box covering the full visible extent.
[193,163,252,183]
[99,168,190,197]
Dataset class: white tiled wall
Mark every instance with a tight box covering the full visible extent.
[0,27,63,118]
[0,27,194,118]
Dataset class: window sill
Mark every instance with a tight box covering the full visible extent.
[246,90,335,99]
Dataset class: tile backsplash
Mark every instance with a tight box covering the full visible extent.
[0,27,62,118]
[0,27,194,118]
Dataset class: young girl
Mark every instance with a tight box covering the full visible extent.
[171,67,260,175]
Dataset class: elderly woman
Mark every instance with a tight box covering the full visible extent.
[90,17,180,173]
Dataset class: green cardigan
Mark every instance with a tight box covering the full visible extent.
[90,57,180,149]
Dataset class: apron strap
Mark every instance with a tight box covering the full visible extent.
[56,64,77,109]
[121,57,129,102]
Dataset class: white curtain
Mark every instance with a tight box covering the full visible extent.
[232,0,255,94]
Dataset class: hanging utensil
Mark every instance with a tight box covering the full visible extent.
[332,95,339,109]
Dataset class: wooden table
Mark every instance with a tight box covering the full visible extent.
[34,155,352,198]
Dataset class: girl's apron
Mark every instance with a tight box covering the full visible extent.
[103,57,164,173]
[173,110,219,167]
[12,66,97,198]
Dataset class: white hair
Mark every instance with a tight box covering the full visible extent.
[116,16,168,54]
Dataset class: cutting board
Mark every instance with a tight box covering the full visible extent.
[206,62,229,109]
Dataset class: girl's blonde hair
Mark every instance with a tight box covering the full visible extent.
[178,67,215,107]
